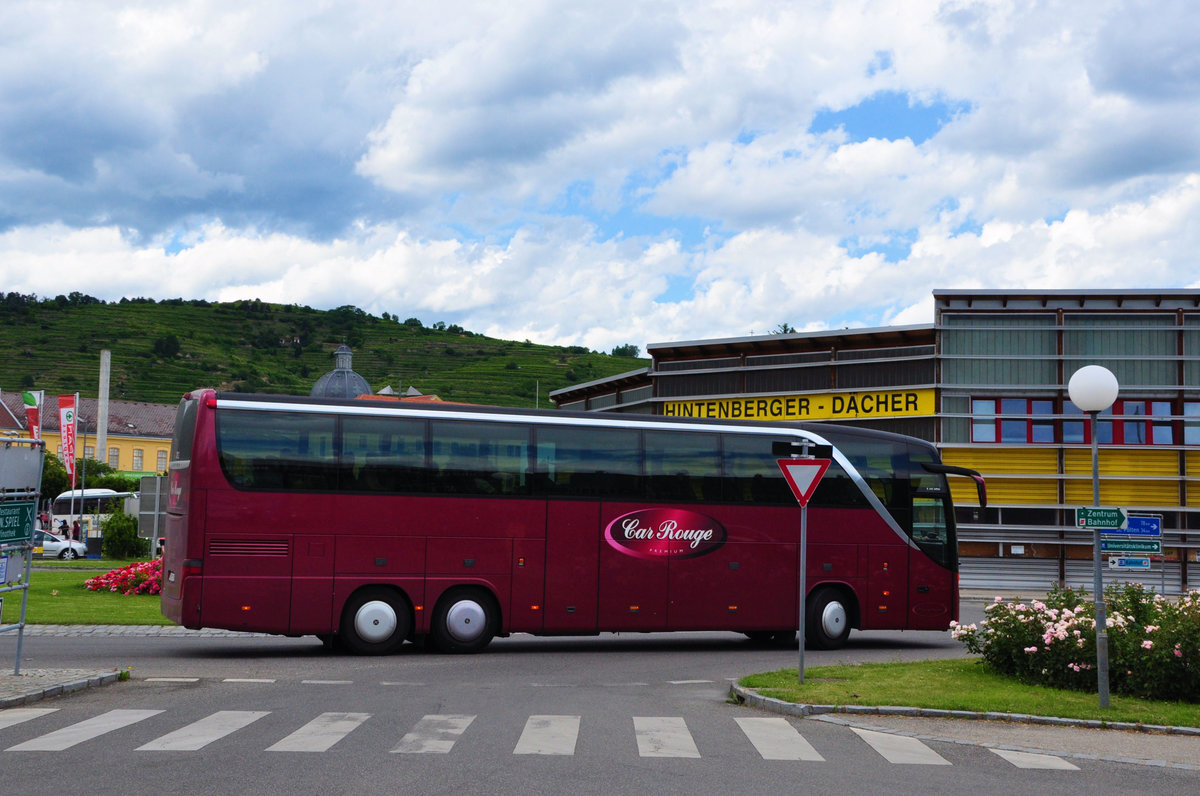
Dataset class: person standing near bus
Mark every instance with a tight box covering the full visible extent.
[72,520,81,541]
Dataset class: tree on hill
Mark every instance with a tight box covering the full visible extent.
[611,343,640,358]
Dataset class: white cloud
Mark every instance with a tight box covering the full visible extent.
[0,0,1196,359]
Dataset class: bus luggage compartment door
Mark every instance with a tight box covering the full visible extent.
[201,535,293,632]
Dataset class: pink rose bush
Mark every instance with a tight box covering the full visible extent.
[84,558,163,596]
[951,582,1200,702]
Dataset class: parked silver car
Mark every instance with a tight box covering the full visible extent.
[33,529,88,560]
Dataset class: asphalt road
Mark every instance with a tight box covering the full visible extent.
[0,604,1197,795]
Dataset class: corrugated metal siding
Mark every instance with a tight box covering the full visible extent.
[961,558,1185,596]
[1063,478,1180,506]
[942,448,1058,474]
[1063,448,1178,476]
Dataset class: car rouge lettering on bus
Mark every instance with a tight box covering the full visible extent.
[604,508,727,560]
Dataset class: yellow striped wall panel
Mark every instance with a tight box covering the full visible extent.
[1063,448,1178,477]
[949,478,1057,506]
[942,447,1059,474]
[1064,479,1180,506]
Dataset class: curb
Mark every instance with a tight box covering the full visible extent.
[727,684,1200,736]
[0,669,124,709]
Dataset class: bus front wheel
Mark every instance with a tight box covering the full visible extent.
[805,588,851,650]
[428,589,498,654]
[339,588,410,655]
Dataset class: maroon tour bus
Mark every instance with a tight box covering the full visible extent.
[161,390,984,654]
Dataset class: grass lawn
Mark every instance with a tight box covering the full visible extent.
[1,561,170,626]
[741,659,1200,729]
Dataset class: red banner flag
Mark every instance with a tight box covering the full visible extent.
[22,390,42,440]
[58,393,77,487]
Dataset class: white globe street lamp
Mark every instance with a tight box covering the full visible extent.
[1068,365,1119,709]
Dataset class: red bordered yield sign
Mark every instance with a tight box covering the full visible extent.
[776,458,831,507]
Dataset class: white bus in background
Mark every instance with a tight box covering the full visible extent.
[49,488,136,536]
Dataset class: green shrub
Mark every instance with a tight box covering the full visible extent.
[952,583,1200,702]
[100,504,149,558]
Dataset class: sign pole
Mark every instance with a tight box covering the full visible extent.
[798,502,807,684]
[1089,409,1110,709]
[776,448,831,687]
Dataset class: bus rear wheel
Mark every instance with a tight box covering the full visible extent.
[339,588,410,655]
[805,587,851,650]
[428,589,498,654]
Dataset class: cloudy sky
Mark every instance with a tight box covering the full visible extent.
[2,1,1198,352]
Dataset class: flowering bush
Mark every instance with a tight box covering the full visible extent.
[951,582,1200,702]
[84,558,163,596]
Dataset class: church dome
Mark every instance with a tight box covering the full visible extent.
[311,345,373,398]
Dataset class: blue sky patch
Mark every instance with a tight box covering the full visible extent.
[840,227,918,262]
[809,90,969,145]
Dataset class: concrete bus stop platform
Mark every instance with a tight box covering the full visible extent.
[0,668,122,708]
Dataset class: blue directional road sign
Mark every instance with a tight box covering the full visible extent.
[1109,557,1151,570]
[1112,515,1163,537]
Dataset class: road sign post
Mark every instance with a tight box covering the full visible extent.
[777,454,831,686]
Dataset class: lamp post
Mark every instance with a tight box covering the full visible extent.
[1067,365,1119,709]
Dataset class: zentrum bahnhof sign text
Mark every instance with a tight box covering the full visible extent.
[662,388,934,422]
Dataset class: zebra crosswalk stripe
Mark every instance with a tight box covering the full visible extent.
[0,708,58,731]
[391,714,475,754]
[513,715,580,755]
[267,712,372,753]
[137,710,270,751]
[735,717,825,761]
[990,748,1080,770]
[8,709,164,751]
[633,716,700,758]
[849,727,951,765]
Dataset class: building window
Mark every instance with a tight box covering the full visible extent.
[971,398,1054,443]
[133,449,144,470]
[1186,402,1200,445]
[84,445,94,459]
[975,398,1175,444]
[108,448,119,469]
[1065,400,1173,445]
[157,450,168,472]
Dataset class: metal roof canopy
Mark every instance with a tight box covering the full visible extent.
[646,324,934,362]
[934,288,1200,312]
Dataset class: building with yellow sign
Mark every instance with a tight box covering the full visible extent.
[551,289,1200,593]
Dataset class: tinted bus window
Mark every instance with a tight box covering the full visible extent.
[431,421,530,496]
[722,434,792,504]
[171,397,199,463]
[216,409,338,491]
[644,430,721,501]
[343,415,428,493]
[536,426,640,498]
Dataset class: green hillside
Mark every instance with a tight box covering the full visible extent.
[0,293,647,407]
